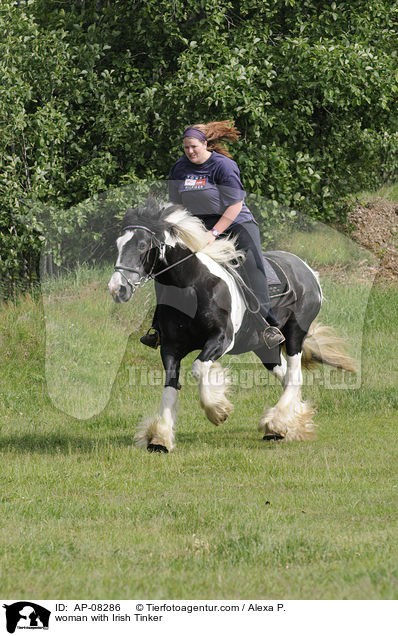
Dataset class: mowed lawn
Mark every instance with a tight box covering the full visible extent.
[0,263,397,600]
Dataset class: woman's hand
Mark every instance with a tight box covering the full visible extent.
[206,231,217,245]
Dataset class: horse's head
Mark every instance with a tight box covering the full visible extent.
[108,225,161,303]
[109,199,183,303]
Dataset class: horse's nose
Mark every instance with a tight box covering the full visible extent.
[108,272,133,303]
[108,272,123,300]
[117,283,128,301]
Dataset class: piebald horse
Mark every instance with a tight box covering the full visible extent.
[108,199,355,452]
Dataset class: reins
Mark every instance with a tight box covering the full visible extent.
[152,252,197,276]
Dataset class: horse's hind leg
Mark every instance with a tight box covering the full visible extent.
[261,356,287,439]
[257,318,316,441]
[263,355,287,387]
[254,347,286,439]
[260,352,316,441]
[134,352,181,452]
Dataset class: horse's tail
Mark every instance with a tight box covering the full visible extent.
[301,321,357,373]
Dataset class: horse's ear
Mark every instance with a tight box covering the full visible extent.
[121,206,135,227]
[145,196,161,217]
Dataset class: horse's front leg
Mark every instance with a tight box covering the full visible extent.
[134,351,180,453]
[191,332,233,426]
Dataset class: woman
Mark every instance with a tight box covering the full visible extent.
[141,120,285,350]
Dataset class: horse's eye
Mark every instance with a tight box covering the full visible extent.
[138,240,147,251]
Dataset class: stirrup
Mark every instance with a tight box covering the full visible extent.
[140,328,160,349]
[262,325,285,349]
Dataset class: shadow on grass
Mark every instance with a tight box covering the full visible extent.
[0,431,134,455]
[176,430,285,451]
[0,423,288,456]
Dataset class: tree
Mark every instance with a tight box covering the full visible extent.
[1,0,397,299]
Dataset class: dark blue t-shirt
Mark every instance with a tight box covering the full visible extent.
[168,151,254,226]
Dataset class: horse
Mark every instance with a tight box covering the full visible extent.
[108,198,356,452]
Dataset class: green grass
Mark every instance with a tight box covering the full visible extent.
[275,215,379,272]
[277,226,375,269]
[0,259,397,599]
[353,181,398,204]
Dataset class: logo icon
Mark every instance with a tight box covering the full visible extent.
[3,602,51,633]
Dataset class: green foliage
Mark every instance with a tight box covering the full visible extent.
[1,0,397,298]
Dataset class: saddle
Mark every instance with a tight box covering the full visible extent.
[224,253,290,313]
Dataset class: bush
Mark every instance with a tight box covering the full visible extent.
[1,0,397,298]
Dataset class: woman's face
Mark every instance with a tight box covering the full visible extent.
[183,137,209,164]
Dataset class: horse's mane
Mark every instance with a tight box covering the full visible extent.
[122,199,242,266]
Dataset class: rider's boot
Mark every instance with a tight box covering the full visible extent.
[140,327,160,349]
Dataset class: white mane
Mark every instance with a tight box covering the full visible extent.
[164,207,243,266]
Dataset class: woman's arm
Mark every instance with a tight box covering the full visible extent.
[206,201,243,242]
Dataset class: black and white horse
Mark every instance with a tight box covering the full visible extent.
[108,199,355,452]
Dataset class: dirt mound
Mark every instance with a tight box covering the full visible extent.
[348,198,398,282]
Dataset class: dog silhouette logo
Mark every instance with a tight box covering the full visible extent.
[3,602,51,633]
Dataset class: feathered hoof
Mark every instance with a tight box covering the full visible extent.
[134,420,175,452]
[147,442,169,453]
[203,401,233,426]
[263,432,285,441]
[258,401,316,442]
[258,407,287,438]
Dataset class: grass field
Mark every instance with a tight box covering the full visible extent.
[0,226,397,600]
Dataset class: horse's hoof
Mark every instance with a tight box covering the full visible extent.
[263,432,285,441]
[147,443,169,453]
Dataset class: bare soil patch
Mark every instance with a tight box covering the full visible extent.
[348,198,398,283]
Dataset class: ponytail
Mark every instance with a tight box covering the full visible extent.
[186,120,240,158]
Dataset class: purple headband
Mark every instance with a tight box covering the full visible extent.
[183,127,207,143]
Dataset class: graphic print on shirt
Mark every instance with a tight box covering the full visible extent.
[183,176,208,190]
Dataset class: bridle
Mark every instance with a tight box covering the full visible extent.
[113,225,196,293]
